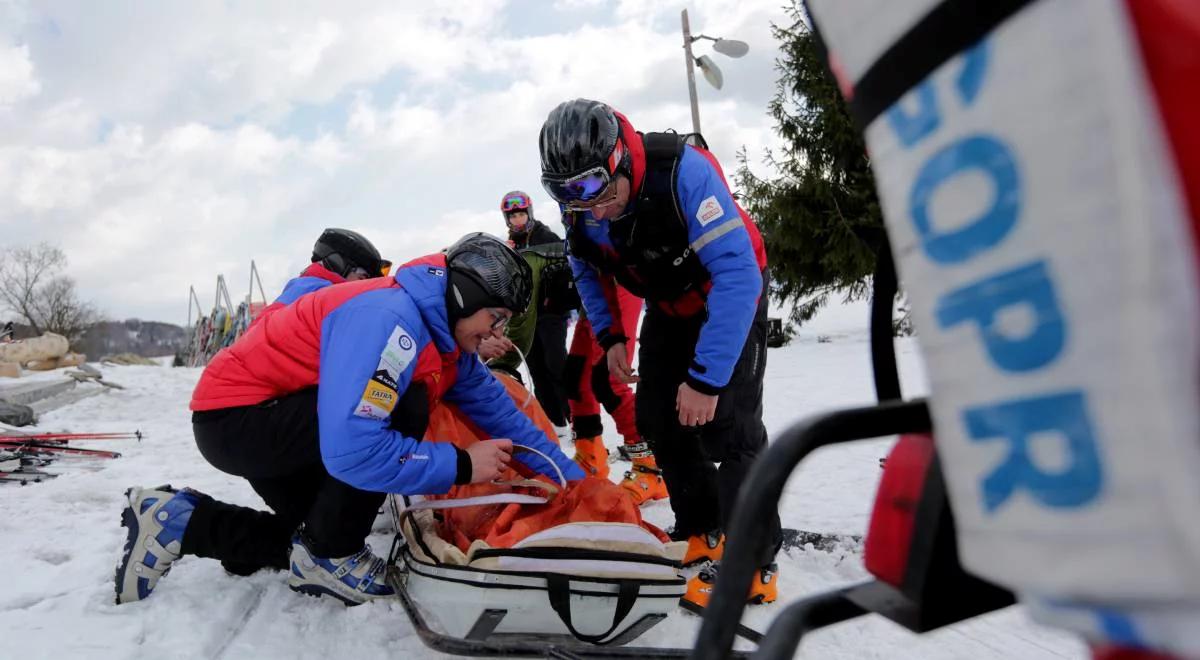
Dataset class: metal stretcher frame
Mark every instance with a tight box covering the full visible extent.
[692,235,1017,659]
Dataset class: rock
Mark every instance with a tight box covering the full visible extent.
[0,400,35,426]
[24,352,87,371]
[0,332,70,364]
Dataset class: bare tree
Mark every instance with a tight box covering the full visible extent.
[0,244,62,334]
[0,243,101,343]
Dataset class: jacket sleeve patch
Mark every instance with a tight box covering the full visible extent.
[354,325,416,420]
[695,195,725,226]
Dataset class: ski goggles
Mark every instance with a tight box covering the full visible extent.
[541,166,614,207]
[502,195,531,212]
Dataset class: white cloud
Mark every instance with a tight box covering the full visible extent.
[0,1,794,323]
[0,42,39,105]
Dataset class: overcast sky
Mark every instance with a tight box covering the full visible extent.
[0,0,796,324]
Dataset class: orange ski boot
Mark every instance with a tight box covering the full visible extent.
[679,529,724,567]
[680,562,779,609]
[572,436,610,480]
[619,450,669,505]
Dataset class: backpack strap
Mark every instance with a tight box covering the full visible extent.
[641,131,685,163]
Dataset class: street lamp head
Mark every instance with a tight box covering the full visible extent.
[696,55,724,90]
[713,38,749,58]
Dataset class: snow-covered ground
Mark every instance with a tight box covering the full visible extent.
[0,303,1087,659]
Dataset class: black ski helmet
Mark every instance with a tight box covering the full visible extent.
[444,232,533,320]
[312,228,388,278]
[539,99,630,179]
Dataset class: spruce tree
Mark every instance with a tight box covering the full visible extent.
[736,1,886,326]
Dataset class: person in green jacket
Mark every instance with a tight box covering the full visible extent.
[480,192,577,442]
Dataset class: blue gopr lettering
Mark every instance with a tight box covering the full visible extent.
[1095,609,1145,648]
[887,82,940,148]
[963,391,1104,512]
[936,260,1065,372]
[910,134,1020,264]
[956,41,989,106]
[885,39,988,148]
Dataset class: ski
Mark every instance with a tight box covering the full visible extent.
[0,430,143,442]
[678,600,764,643]
[0,441,122,459]
[0,469,58,484]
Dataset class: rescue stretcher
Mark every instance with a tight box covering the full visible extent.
[384,445,736,658]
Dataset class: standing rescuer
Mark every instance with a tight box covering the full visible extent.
[488,190,574,441]
[539,98,781,607]
[114,232,583,607]
[484,191,666,504]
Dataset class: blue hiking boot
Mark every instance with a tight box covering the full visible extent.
[114,485,201,604]
[288,532,394,606]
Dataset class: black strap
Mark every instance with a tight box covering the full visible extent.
[870,234,901,402]
[641,132,685,162]
[546,575,641,645]
[846,0,1038,128]
[400,509,441,566]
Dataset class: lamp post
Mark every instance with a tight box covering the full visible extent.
[680,8,749,135]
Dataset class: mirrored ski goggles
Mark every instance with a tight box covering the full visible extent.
[502,195,530,212]
[379,260,393,277]
[541,166,614,207]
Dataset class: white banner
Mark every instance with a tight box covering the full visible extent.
[809,0,1200,651]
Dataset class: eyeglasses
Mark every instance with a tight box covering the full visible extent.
[488,309,511,331]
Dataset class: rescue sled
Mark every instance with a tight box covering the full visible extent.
[385,445,734,657]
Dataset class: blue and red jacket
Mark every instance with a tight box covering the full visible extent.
[564,112,768,394]
[256,262,346,321]
[190,255,585,494]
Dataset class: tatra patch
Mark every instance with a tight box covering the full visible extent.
[696,195,724,226]
[361,380,397,411]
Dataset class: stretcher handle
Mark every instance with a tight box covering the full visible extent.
[511,443,568,490]
[546,574,641,645]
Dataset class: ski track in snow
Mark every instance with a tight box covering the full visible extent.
[0,304,1087,659]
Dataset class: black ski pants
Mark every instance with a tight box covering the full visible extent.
[182,388,387,575]
[637,287,781,567]
[527,312,571,428]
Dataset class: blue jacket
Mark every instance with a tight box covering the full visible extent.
[566,144,767,392]
[314,257,585,493]
[274,262,346,305]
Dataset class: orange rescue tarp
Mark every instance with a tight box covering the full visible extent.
[425,371,666,552]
